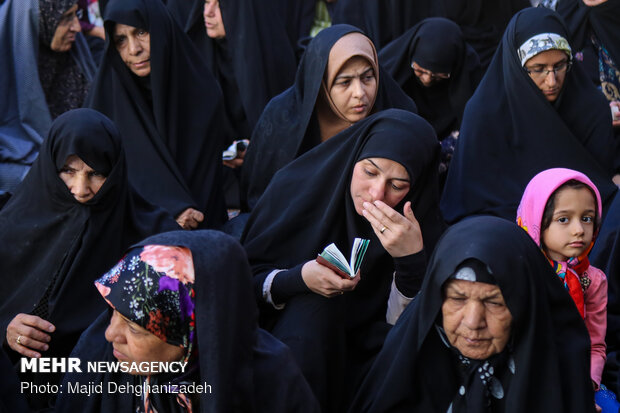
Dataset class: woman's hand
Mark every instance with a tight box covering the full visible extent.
[176,208,204,229]
[6,314,55,358]
[362,200,423,257]
[301,260,360,298]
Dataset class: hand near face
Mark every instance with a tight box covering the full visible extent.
[362,200,423,257]
[6,314,55,358]
[611,101,620,128]
[301,260,360,298]
[176,207,204,229]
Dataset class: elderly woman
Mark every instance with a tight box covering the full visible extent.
[242,24,416,210]
[349,216,596,412]
[441,7,620,224]
[87,0,226,229]
[242,109,444,411]
[56,230,320,413]
[0,0,96,194]
[0,109,177,410]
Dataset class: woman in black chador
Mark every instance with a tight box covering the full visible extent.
[242,24,417,211]
[0,109,177,410]
[87,0,227,229]
[242,109,445,411]
[349,216,596,413]
[441,7,619,224]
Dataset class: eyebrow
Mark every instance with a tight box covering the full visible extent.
[553,208,596,215]
[335,66,374,81]
[366,159,410,183]
[526,59,568,69]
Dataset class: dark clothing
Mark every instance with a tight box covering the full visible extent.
[441,7,619,224]
[0,109,178,409]
[242,24,417,211]
[442,0,530,69]
[87,0,226,226]
[350,216,596,413]
[379,17,482,140]
[55,230,321,413]
[242,109,445,411]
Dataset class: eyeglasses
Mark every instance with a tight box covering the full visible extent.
[411,62,451,81]
[58,8,83,26]
[524,60,572,80]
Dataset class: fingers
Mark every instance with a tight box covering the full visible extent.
[6,314,55,358]
[302,261,360,298]
[176,208,204,229]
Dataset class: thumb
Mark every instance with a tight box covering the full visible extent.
[403,201,417,223]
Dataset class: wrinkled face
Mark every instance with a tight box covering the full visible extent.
[113,23,151,77]
[329,56,377,124]
[542,187,596,262]
[105,310,185,374]
[58,155,106,203]
[411,61,450,87]
[350,157,410,216]
[50,4,81,52]
[204,0,226,39]
[442,279,512,360]
[524,49,569,102]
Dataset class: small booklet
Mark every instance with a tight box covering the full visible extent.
[316,238,370,279]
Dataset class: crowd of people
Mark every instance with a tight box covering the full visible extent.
[1,0,620,412]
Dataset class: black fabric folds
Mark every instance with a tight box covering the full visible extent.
[441,7,619,223]
[349,216,595,413]
[55,230,320,413]
[166,0,297,137]
[557,0,620,74]
[87,0,226,226]
[442,0,530,69]
[242,24,417,210]
[0,108,178,360]
[379,17,482,139]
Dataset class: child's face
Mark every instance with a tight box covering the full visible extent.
[542,187,596,262]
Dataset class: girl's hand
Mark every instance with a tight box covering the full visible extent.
[301,260,360,298]
[362,200,423,257]
[6,314,55,358]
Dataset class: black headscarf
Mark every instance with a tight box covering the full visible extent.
[242,109,444,326]
[241,24,418,211]
[557,0,620,73]
[349,216,595,413]
[0,108,178,360]
[55,230,320,413]
[0,0,96,169]
[37,0,96,120]
[380,17,482,139]
[166,0,297,139]
[442,0,530,69]
[441,7,619,224]
[86,0,226,226]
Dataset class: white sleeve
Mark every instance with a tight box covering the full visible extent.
[262,269,286,310]
[386,274,414,325]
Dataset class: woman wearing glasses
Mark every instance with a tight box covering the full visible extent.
[441,7,620,224]
[379,18,483,186]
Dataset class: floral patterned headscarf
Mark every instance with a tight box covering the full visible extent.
[95,245,196,361]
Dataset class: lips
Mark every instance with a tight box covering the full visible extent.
[568,241,585,248]
[352,104,367,114]
[113,347,127,360]
[133,60,149,69]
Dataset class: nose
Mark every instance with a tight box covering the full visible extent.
[205,2,215,16]
[462,301,486,330]
[71,174,91,200]
[570,219,585,236]
[368,180,385,202]
[351,78,365,99]
[70,15,81,32]
[544,70,557,87]
[127,36,142,56]
[104,312,126,344]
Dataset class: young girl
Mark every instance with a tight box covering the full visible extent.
[517,167,607,391]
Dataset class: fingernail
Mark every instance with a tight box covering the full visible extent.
[43,344,49,351]
[48,325,55,332]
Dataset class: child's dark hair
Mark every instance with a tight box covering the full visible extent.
[540,179,599,232]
